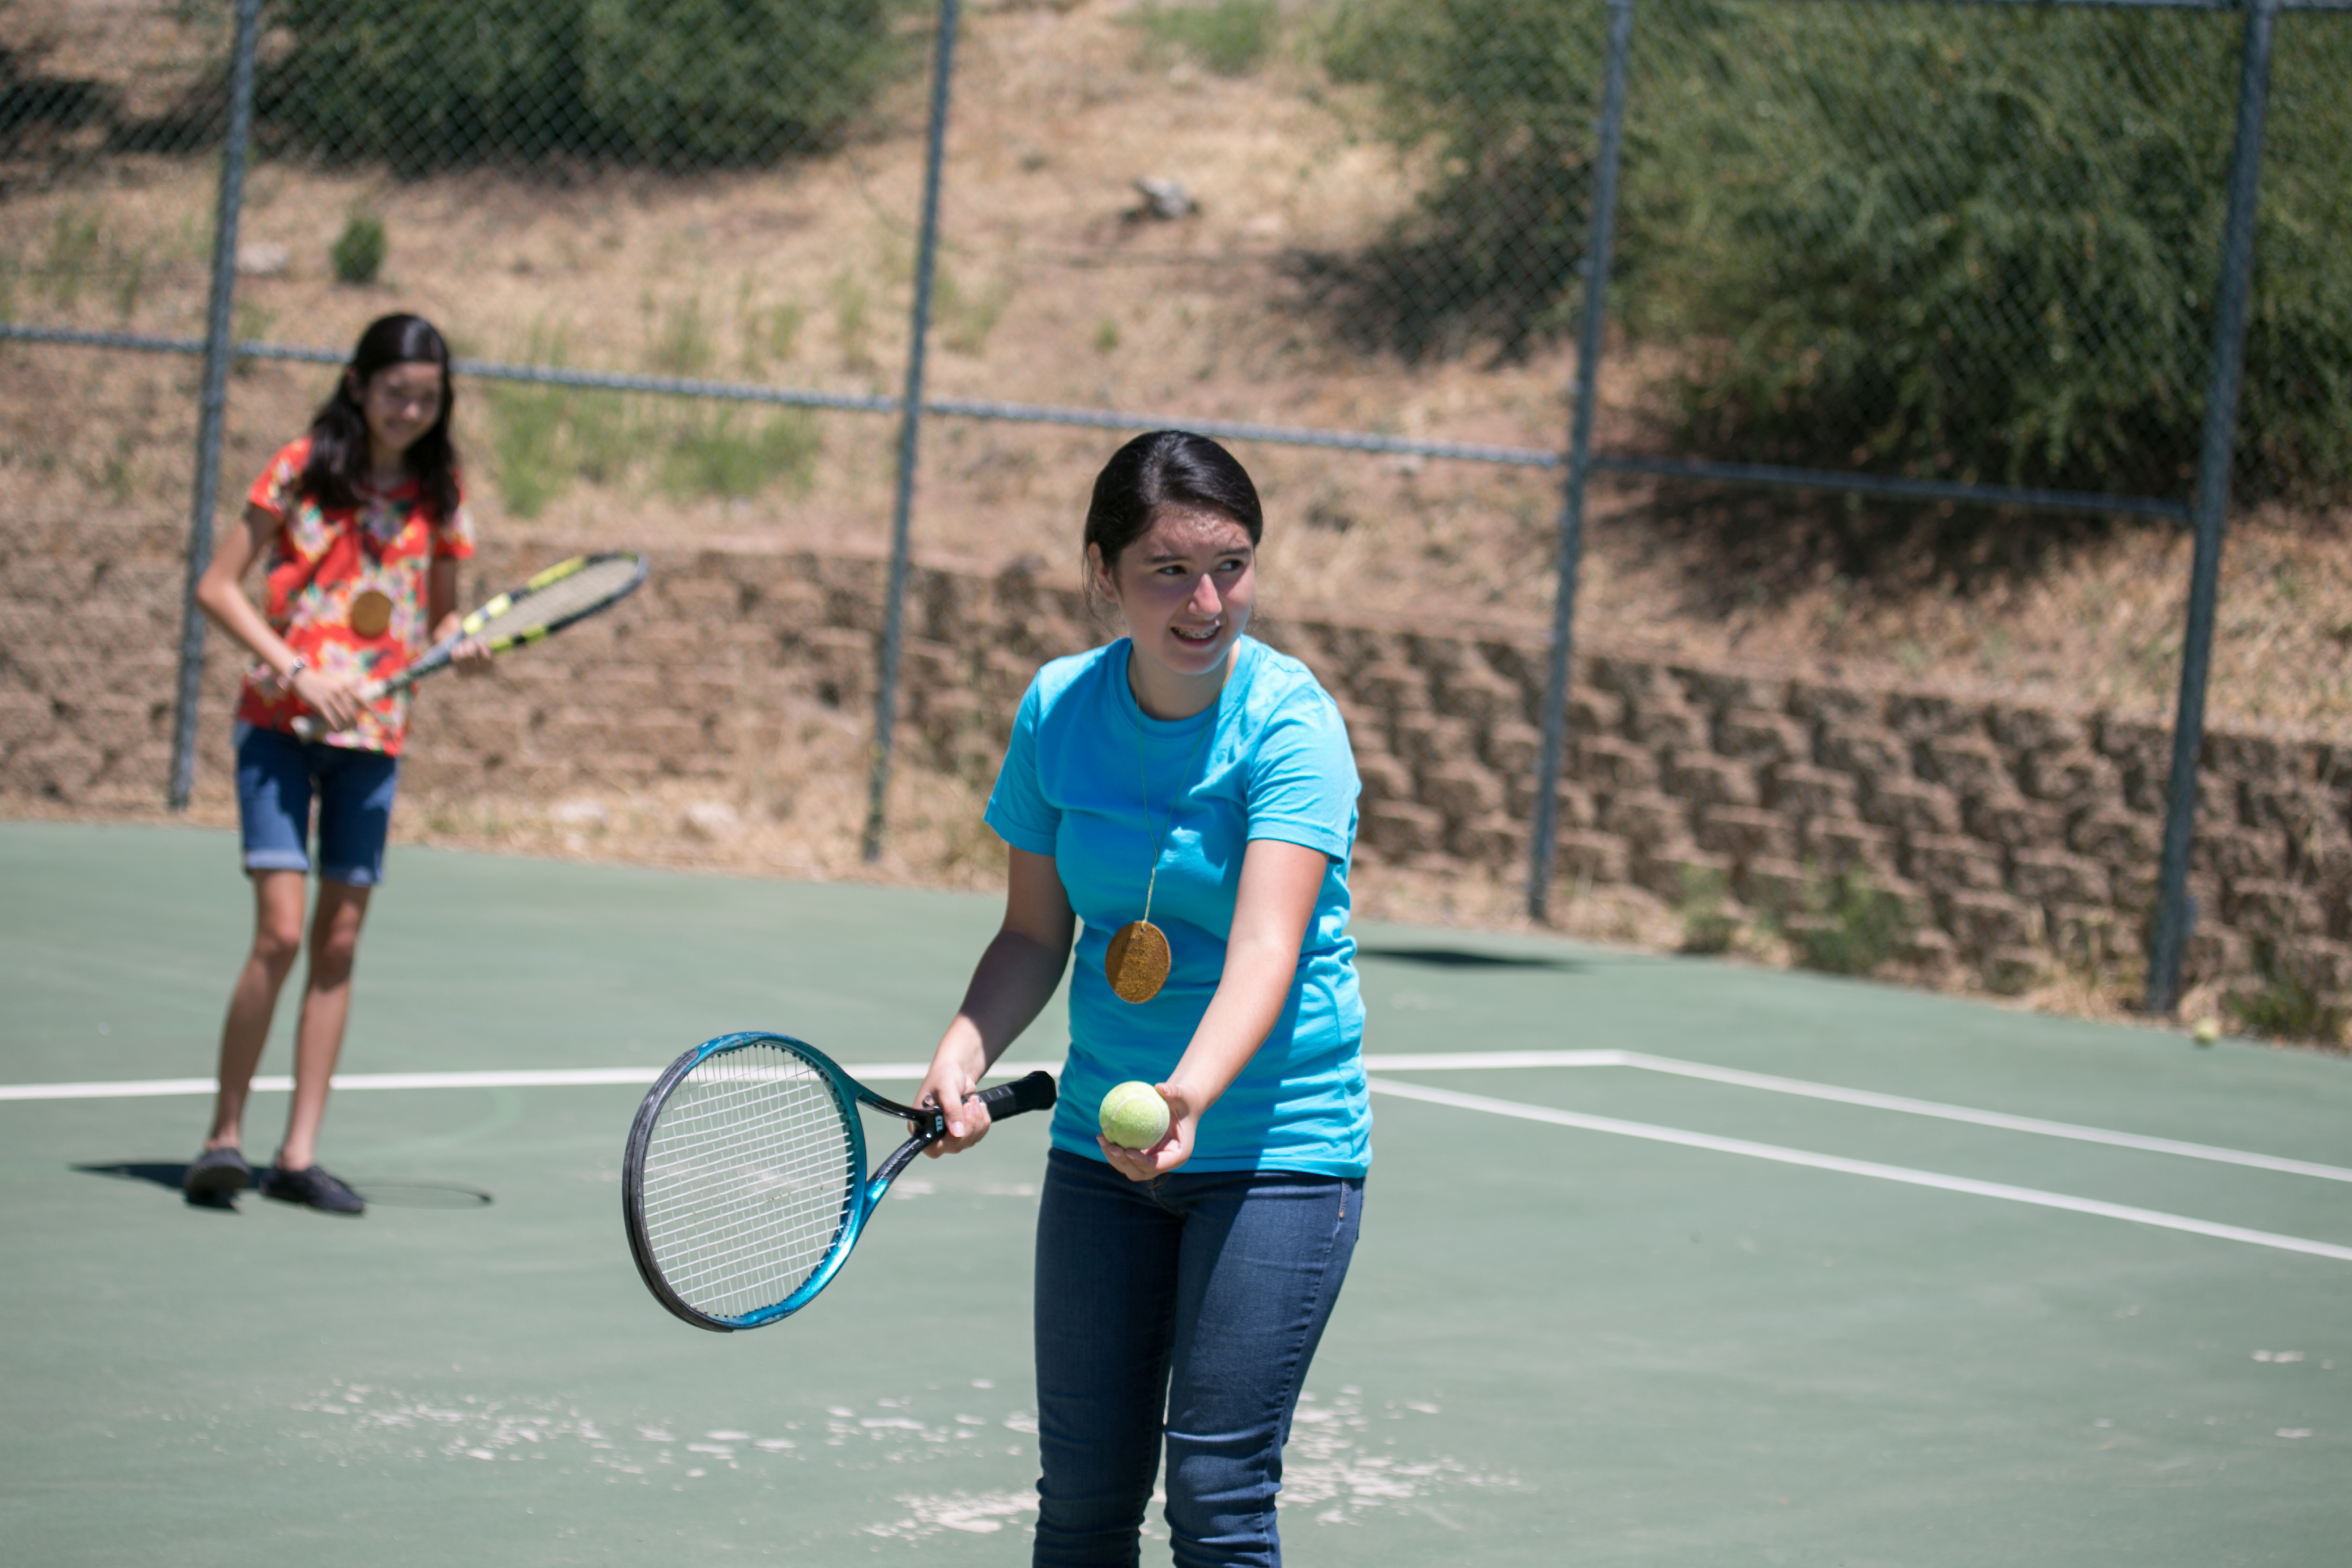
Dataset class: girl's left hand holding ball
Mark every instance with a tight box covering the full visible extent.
[1098,1081,1197,1181]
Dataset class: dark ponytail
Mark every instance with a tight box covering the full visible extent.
[299,313,460,522]
[1083,431,1264,579]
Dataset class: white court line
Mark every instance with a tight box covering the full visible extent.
[1610,1051,2352,1185]
[0,1062,1052,1102]
[1365,1050,1623,1072]
[1360,1049,2352,1184]
[7,1049,2348,1188]
[1367,1077,2352,1266]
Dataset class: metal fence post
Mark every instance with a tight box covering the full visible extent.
[1527,0,1637,922]
[166,0,263,811]
[862,0,962,863]
[2145,0,2280,1014]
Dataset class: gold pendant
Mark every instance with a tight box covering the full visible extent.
[1106,919,1172,1004]
[350,589,394,639]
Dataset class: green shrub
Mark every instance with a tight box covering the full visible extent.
[488,380,574,517]
[261,0,900,172]
[644,291,717,377]
[1676,864,1741,954]
[1322,0,1607,358]
[109,243,147,318]
[659,406,821,500]
[1131,0,1280,77]
[330,210,387,284]
[1779,870,1912,977]
[2227,940,2347,1044]
[229,301,276,374]
[829,271,874,371]
[1322,0,2352,500]
[38,206,105,308]
[734,274,804,374]
[934,269,1012,357]
[486,330,647,514]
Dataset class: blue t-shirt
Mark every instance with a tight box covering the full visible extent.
[984,636,1370,1177]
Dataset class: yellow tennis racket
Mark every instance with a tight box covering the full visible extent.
[292,552,647,740]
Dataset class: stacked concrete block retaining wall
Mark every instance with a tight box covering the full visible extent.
[7,519,2349,1007]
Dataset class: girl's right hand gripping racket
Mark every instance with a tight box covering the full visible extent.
[622,1033,1057,1331]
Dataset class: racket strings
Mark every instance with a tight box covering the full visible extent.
[479,558,641,638]
[639,1045,859,1320]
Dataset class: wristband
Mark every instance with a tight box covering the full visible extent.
[282,658,306,690]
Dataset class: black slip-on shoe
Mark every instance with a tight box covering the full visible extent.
[183,1145,252,1200]
[261,1161,365,1215]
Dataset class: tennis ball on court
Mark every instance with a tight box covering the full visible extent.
[2192,1015,2222,1046]
[1099,1081,1169,1149]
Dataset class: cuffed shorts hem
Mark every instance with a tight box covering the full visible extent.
[241,849,311,873]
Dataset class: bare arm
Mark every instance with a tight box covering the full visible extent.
[1100,837,1327,1181]
[915,846,1077,1155]
[426,557,493,675]
[194,502,365,731]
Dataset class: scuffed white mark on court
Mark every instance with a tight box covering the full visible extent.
[852,1390,1518,1544]
[1284,1389,1520,1525]
[863,1487,1039,1539]
[283,1384,800,1476]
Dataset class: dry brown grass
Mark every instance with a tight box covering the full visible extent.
[8,0,2345,736]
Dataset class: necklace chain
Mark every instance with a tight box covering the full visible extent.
[1136,706,1215,928]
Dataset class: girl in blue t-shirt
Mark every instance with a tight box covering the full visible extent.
[915,431,1366,1567]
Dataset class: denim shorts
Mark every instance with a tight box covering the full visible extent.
[233,722,402,886]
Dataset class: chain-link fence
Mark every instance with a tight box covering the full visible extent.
[4,0,2346,1009]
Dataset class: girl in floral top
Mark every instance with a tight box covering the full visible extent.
[184,313,489,1214]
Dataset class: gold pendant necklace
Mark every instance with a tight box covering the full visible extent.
[349,488,397,638]
[350,587,394,638]
[1107,697,1215,1004]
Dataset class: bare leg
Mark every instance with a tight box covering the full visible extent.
[278,878,373,1171]
[205,871,309,1152]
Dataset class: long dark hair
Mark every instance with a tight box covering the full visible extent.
[1083,431,1264,580]
[299,313,460,520]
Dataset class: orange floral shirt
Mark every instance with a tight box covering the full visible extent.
[233,437,475,756]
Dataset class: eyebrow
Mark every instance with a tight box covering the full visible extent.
[1141,544,1253,562]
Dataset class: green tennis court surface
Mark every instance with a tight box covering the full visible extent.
[4,821,2347,1566]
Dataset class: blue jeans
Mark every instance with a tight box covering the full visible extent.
[234,722,402,886]
[1033,1148,1364,1568]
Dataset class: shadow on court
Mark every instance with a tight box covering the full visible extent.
[72,1161,494,1210]
[1355,944,1583,970]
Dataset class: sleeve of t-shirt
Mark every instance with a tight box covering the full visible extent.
[245,440,307,521]
[434,500,477,561]
[982,678,1060,857]
[1245,684,1358,861]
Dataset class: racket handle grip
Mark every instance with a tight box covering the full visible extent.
[289,715,324,742]
[976,1070,1057,1121]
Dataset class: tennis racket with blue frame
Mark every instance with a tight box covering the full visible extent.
[622,1033,1057,1332]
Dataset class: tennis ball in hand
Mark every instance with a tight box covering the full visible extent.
[1099,1082,1170,1150]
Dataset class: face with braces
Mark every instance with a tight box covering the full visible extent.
[1089,505,1256,707]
